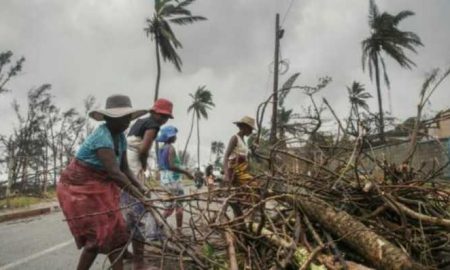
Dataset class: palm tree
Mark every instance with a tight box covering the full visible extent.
[145,0,206,101]
[347,81,371,134]
[182,86,215,168]
[277,108,295,140]
[362,0,423,141]
[210,141,225,164]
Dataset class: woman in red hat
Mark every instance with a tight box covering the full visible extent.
[120,98,174,262]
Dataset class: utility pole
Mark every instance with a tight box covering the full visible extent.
[270,13,283,144]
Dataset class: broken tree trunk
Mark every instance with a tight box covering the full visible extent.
[296,196,424,270]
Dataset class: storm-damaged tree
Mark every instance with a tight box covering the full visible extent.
[2,85,88,195]
[9,85,53,194]
[346,81,372,135]
[362,0,423,142]
[0,50,25,200]
[277,73,300,142]
[210,141,225,166]
[145,0,206,101]
[182,86,215,168]
[0,51,25,94]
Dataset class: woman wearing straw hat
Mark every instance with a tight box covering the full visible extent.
[120,98,173,261]
[223,116,257,217]
[57,95,150,270]
[223,116,255,185]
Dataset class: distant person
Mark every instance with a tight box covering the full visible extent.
[120,98,173,262]
[156,125,194,236]
[57,95,149,270]
[223,116,257,216]
[194,168,204,189]
[205,164,215,191]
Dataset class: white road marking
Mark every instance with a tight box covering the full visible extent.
[0,239,73,270]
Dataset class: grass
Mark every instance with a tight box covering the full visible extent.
[0,196,41,209]
[0,187,57,210]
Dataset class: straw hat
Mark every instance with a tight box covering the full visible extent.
[233,116,255,129]
[89,95,147,121]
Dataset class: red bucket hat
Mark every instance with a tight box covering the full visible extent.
[151,98,173,118]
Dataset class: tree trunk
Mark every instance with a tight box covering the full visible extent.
[20,157,28,192]
[6,143,14,207]
[196,114,200,169]
[154,38,161,102]
[297,196,423,270]
[181,112,195,164]
[373,54,385,142]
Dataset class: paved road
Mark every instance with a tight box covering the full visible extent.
[0,184,204,270]
[0,211,110,270]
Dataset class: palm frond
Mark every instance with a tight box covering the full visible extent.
[178,0,196,8]
[170,16,207,25]
[160,20,182,48]
[368,0,379,26]
[381,42,415,69]
[161,5,191,17]
[393,10,414,25]
[279,72,300,107]
[158,33,182,71]
[155,0,171,12]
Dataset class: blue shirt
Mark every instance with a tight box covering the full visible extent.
[76,124,127,169]
[158,144,181,184]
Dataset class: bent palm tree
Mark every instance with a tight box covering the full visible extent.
[145,0,206,101]
[347,81,372,134]
[210,141,225,165]
[182,86,215,168]
[362,0,423,141]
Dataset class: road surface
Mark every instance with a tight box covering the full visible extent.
[0,183,205,270]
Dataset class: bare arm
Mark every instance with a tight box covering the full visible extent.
[168,145,194,179]
[223,135,237,182]
[120,151,147,194]
[138,129,157,170]
[96,148,146,202]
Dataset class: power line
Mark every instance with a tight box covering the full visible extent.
[281,0,295,26]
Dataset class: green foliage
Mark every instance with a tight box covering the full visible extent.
[201,243,229,270]
[182,86,215,167]
[0,51,25,94]
[188,86,215,119]
[361,0,422,136]
[145,0,206,71]
[0,196,41,209]
[362,0,423,86]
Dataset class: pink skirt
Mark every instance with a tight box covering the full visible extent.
[57,160,129,253]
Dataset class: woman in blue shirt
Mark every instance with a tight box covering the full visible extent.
[57,95,149,270]
[157,125,193,235]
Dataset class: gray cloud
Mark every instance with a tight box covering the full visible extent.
[1,0,449,166]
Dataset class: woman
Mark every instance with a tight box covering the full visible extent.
[223,116,256,217]
[57,95,149,270]
[205,164,215,191]
[156,125,194,235]
[120,98,173,260]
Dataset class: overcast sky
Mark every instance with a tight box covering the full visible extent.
[1,0,449,166]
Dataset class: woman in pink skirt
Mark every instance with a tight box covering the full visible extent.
[57,95,149,270]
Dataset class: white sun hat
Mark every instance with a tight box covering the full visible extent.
[89,94,148,121]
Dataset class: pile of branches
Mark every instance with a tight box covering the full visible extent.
[129,136,449,270]
[122,70,450,269]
